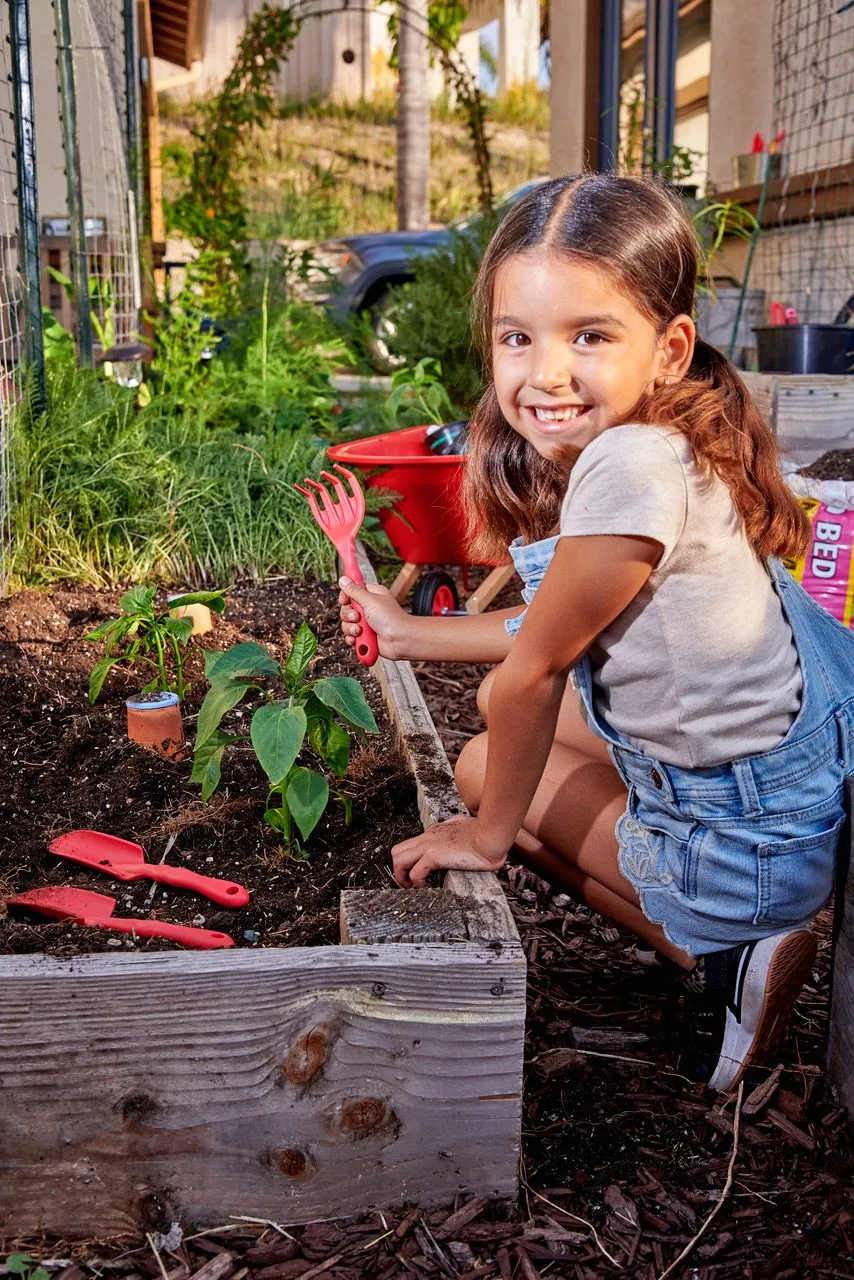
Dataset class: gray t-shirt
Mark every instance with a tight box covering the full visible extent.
[559,424,802,768]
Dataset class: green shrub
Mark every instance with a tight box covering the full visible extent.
[10,302,393,589]
[380,225,491,410]
[12,361,196,586]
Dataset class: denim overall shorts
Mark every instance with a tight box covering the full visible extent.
[507,536,854,956]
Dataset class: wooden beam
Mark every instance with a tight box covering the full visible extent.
[675,73,709,120]
[0,943,525,1236]
[714,162,854,229]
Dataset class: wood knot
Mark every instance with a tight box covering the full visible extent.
[282,1024,333,1086]
[267,1147,315,1179]
[120,1092,158,1122]
[339,1097,387,1133]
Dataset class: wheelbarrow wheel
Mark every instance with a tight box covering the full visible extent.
[411,571,460,617]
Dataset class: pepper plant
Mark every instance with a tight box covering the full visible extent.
[86,586,227,703]
[191,623,377,847]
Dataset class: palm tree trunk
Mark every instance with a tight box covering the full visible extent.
[396,0,430,229]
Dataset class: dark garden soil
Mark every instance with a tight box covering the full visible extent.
[4,567,854,1276]
[799,449,854,480]
[0,578,421,955]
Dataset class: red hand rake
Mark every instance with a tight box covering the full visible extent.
[293,464,380,667]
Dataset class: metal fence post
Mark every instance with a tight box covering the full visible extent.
[54,0,93,367]
[123,0,141,205]
[8,0,45,408]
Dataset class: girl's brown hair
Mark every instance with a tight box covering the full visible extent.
[465,174,809,563]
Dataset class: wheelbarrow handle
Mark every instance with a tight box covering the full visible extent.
[340,543,380,668]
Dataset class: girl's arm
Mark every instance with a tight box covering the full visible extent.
[390,534,662,886]
[339,578,524,663]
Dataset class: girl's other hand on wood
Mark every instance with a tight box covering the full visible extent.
[338,577,410,660]
[391,815,507,888]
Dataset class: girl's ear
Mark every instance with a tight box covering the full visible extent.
[657,313,695,383]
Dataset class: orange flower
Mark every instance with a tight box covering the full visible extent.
[205,207,216,219]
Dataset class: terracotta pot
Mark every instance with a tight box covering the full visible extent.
[126,692,184,758]
[167,596,213,636]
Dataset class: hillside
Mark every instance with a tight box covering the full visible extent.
[159,89,550,239]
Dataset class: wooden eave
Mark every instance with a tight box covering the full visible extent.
[150,0,210,69]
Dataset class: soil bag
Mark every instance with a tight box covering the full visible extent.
[783,499,854,628]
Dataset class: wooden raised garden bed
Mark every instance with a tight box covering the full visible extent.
[0,555,525,1239]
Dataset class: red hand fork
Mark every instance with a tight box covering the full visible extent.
[293,464,380,667]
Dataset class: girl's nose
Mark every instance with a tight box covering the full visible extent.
[529,343,572,392]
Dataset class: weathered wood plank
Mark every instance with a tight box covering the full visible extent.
[343,547,519,946]
[341,887,468,944]
[0,943,525,1237]
[827,778,854,1117]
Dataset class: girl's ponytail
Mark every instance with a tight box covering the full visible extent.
[634,339,811,561]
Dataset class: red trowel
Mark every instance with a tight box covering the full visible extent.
[49,830,249,907]
[5,887,235,949]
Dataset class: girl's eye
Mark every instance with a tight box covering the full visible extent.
[576,331,605,347]
[501,332,529,348]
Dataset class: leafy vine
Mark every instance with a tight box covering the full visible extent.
[169,3,303,266]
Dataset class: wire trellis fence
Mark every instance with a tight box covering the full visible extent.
[0,0,141,593]
[751,0,854,324]
[0,3,24,593]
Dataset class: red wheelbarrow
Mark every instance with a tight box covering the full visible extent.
[327,425,516,615]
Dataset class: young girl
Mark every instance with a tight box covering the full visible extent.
[338,174,854,1090]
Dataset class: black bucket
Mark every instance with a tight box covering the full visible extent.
[754,324,854,376]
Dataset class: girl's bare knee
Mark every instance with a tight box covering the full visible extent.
[454,731,489,812]
[476,664,501,725]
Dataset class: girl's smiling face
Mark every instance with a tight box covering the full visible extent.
[491,249,695,462]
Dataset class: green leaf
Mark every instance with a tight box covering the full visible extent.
[205,641,280,682]
[250,702,307,785]
[196,679,251,746]
[85,616,123,641]
[88,655,126,703]
[165,589,227,614]
[190,730,233,801]
[6,1257,37,1277]
[313,676,378,733]
[119,584,156,617]
[162,616,194,644]
[301,690,332,722]
[309,717,350,777]
[284,621,317,691]
[203,647,223,679]
[286,767,329,842]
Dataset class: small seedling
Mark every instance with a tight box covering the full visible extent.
[191,622,377,849]
[86,586,227,703]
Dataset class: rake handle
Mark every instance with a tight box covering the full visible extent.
[340,544,380,668]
